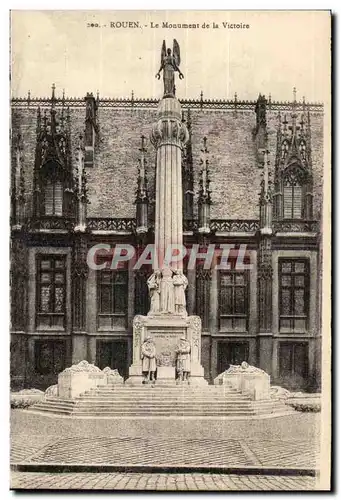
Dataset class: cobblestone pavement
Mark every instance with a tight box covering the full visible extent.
[11,472,317,491]
[11,435,319,469]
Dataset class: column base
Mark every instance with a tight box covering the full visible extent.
[128,314,207,387]
[126,363,143,385]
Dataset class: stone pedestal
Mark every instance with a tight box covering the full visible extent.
[240,373,270,401]
[126,314,207,386]
[58,370,106,399]
[214,362,271,401]
[157,366,176,385]
[57,360,106,399]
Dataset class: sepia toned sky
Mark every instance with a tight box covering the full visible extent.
[10,10,330,102]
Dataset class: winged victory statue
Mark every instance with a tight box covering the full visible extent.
[155,39,184,97]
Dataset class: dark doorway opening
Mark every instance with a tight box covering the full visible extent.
[217,341,249,374]
[278,341,309,390]
[96,340,128,379]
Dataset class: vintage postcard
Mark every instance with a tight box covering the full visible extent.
[10,10,331,491]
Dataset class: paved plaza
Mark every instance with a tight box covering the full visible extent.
[10,409,321,491]
[11,435,319,470]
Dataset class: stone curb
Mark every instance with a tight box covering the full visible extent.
[11,463,318,477]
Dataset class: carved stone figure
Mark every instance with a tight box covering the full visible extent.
[102,367,124,385]
[176,337,191,383]
[270,386,291,400]
[44,385,58,398]
[61,360,102,374]
[156,39,184,97]
[160,267,175,314]
[147,270,161,314]
[224,361,267,375]
[141,336,157,384]
[173,270,188,315]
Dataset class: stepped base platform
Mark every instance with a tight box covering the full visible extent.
[30,384,291,418]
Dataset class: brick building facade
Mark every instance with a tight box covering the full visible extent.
[10,87,323,391]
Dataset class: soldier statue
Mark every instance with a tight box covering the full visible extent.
[176,337,191,384]
[141,336,157,384]
[156,39,184,97]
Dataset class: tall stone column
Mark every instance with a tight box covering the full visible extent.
[151,98,189,270]
[75,134,87,232]
[127,41,207,386]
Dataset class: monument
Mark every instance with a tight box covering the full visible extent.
[127,40,207,386]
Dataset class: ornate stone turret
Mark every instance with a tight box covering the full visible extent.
[258,148,273,334]
[84,92,98,167]
[257,123,273,367]
[135,135,149,235]
[259,149,273,235]
[198,137,212,234]
[33,84,74,218]
[12,130,25,229]
[182,109,194,223]
[73,135,89,331]
[254,94,268,166]
[273,88,313,221]
[74,134,88,232]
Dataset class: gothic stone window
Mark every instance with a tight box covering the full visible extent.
[36,255,66,330]
[39,160,74,217]
[35,339,66,375]
[279,259,309,332]
[44,178,63,216]
[219,270,249,332]
[283,166,305,219]
[97,265,128,330]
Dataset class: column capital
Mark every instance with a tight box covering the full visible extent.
[150,97,189,149]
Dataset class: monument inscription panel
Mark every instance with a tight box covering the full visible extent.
[149,331,184,366]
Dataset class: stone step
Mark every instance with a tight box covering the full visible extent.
[51,405,257,413]
[65,410,260,416]
[31,402,290,417]
[75,396,251,403]
[89,391,240,397]
[37,398,283,408]
[90,389,238,395]
[66,404,258,411]
[30,406,74,414]
[41,402,257,411]
[46,400,254,407]
[32,406,284,417]
[76,398,254,404]
[86,387,240,392]
[33,403,78,412]
[30,382,291,418]
[84,390,241,396]
[37,404,281,413]
[92,385,234,390]
[43,398,279,406]
[35,399,274,408]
